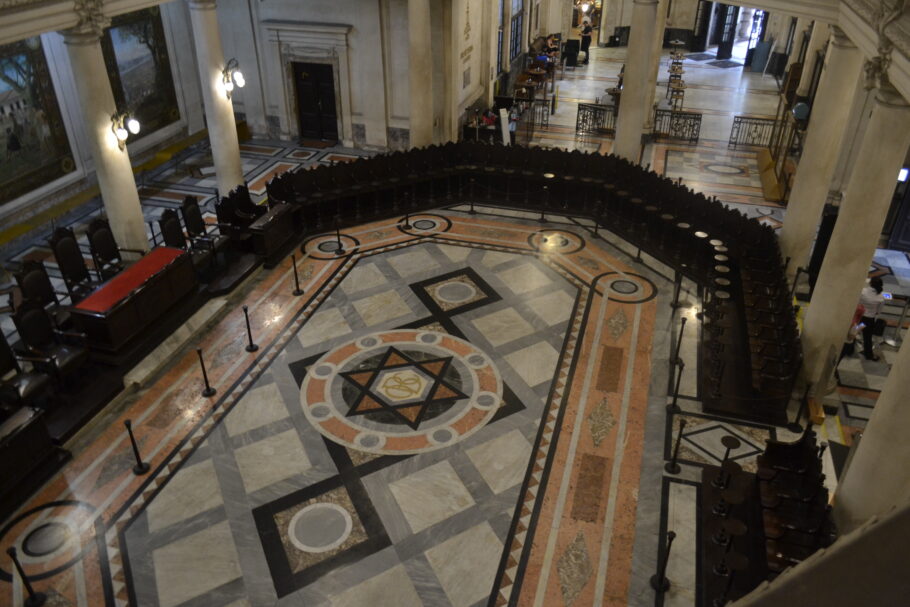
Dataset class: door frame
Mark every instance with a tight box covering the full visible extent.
[263,21,354,147]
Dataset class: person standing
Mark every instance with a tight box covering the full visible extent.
[858,276,885,361]
[580,20,593,65]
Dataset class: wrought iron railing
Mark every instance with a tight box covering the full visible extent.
[653,109,702,144]
[575,103,616,135]
[729,116,777,148]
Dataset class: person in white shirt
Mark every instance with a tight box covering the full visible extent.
[858,276,885,361]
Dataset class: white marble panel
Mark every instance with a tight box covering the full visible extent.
[342,263,388,293]
[146,460,223,533]
[472,308,535,347]
[226,383,289,437]
[298,307,351,348]
[525,290,575,326]
[387,248,439,277]
[497,263,551,295]
[152,521,242,607]
[330,564,422,607]
[388,460,475,533]
[663,482,697,607]
[504,341,560,387]
[436,244,471,263]
[234,429,311,493]
[353,290,412,326]
[425,522,503,607]
[481,250,518,268]
[466,429,532,493]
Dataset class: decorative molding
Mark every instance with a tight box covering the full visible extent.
[857,0,907,89]
[71,0,107,37]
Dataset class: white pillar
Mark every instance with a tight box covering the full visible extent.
[800,82,910,393]
[613,0,659,162]
[62,28,148,252]
[778,28,863,277]
[795,22,829,98]
[642,0,668,132]
[835,335,910,532]
[737,8,755,39]
[599,0,618,46]
[408,0,433,147]
[188,0,244,196]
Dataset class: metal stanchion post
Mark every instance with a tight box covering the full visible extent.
[6,548,46,607]
[665,419,687,474]
[650,531,677,593]
[242,305,258,352]
[124,420,150,475]
[291,254,304,296]
[196,348,216,397]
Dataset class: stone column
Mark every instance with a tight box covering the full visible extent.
[641,0,668,132]
[188,0,244,196]
[62,27,148,252]
[778,28,863,277]
[737,8,755,39]
[800,82,910,393]
[795,22,829,98]
[613,0,659,162]
[835,335,910,532]
[599,0,618,46]
[408,0,433,147]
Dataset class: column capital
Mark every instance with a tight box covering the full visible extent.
[62,0,109,41]
[830,26,855,49]
[874,80,910,109]
[188,0,218,11]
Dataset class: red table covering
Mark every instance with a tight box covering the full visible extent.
[75,247,185,314]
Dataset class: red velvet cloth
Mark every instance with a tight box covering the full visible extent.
[75,247,185,314]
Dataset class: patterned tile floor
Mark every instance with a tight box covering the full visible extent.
[0,38,906,607]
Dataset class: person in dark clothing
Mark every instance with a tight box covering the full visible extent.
[5,127,22,160]
[580,20,593,64]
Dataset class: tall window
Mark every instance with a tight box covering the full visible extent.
[510,0,524,61]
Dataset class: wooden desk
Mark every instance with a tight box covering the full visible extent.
[71,247,197,351]
[249,203,295,266]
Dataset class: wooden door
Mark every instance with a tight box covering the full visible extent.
[714,4,739,59]
[293,62,338,142]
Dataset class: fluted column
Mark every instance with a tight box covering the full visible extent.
[62,27,148,252]
[785,17,811,71]
[801,82,910,393]
[778,28,863,277]
[613,0,659,162]
[834,335,910,532]
[188,0,244,196]
[408,0,433,147]
[795,22,829,98]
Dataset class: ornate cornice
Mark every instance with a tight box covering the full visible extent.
[846,0,909,89]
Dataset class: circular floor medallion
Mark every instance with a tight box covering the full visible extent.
[434,282,477,304]
[288,503,353,553]
[301,330,502,455]
[705,163,746,175]
[609,279,639,294]
[318,240,342,253]
[413,219,437,230]
[22,522,71,557]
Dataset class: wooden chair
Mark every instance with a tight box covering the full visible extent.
[14,260,71,328]
[86,218,144,280]
[0,331,53,411]
[180,196,229,259]
[48,227,96,302]
[12,300,88,385]
[159,209,214,277]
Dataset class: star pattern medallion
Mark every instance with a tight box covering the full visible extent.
[339,346,468,429]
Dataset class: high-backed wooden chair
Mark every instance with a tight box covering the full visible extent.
[14,260,71,327]
[86,218,145,280]
[0,331,53,411]
[48,227,96,302]
[12,300,88,385]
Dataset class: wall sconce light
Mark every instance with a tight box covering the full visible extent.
[222,58,246,99]
[111,112,140,151]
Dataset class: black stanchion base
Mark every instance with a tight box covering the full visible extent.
[246,344,260,353]
[664,462,681,475]
[132,462,150,476]
[335,248,345,256]
[538,215,547,223]
[666,403,681,414]
[24,592,47,607]
[649,574,670,593]
[202,387,217,398]
[292,289,304,297]
[786,422,804,434]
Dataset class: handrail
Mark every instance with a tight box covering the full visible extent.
[729,115,777,149]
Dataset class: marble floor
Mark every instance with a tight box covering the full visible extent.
[1,38,908,607]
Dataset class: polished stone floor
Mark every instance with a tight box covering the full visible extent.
[1,37,907,607]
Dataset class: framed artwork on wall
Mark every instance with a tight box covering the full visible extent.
[0,37,75,207]
[102,7,180,139]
